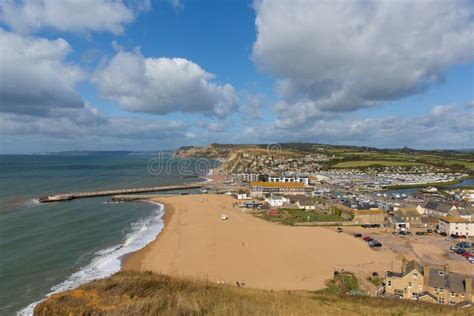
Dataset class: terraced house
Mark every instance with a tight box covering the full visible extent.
[384,259,473,307]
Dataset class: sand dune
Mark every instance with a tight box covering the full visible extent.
[123,194,397,291]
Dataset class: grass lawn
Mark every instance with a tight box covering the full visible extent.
[334,160,423,168]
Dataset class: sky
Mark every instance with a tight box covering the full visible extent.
[0,0,473,154]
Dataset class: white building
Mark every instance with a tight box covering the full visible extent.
[265,195,289,207]
[236,193,249,200]
[242,173,263,182]
[438,216,474,237]
[268,175,309,186]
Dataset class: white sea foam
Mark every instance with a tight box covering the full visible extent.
[17,202,165,316]
[24,198,40,208]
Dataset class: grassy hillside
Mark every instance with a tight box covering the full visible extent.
[34,271,472,315]
[174,143,474,173]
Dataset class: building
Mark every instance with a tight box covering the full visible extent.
[393,208,422,229]
[418,201,457,217]
[268,175,310,186]
[352,209,385,225]
[438,216,474,237]
[294,196,315,210]
[241,173,266,182]
[265,195,289,207]
[449,208,474,221]
[384,259,473,306]
[236,193,249,200]
[250,181,312,196]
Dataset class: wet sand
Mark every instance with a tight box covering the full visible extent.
[122,194,397,290]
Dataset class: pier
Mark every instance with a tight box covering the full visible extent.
[39,183,203,203]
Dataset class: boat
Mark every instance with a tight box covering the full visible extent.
[220,213,228,220]
[200,188,208,194]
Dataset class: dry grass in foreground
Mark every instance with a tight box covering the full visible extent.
[34,271,472,316]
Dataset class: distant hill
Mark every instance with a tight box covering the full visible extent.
[34,271,470,315]
[174,143,474,173]
[31,150,174,156]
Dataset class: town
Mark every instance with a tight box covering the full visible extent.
[198,145,474,307]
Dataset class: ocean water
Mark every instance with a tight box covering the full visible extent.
[0,154,213,315]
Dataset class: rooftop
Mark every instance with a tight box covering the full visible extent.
[250,181,305,188]
[440,216,470,223]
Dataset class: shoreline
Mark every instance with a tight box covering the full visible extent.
[122,194,397,291]
[121,199,175,271]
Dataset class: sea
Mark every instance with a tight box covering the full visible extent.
[0,154,216,316]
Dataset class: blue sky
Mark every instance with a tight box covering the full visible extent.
[0,0,473,153]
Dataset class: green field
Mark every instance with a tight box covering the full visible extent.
[333,160,423,168]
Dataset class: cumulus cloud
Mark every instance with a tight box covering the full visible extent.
[93,50,239,117]
[241,93,264,119]
[207,122,224,132]
[253,0,474,126]
[0,0,145,34]
[0,108,186,140]
[0,28,85,116]
[270,105,474,149]
[466,100,474,109]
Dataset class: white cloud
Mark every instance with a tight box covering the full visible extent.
[273,105,474,149]
[93,50,239,117]
[241,93,264,119]
[0,28,85,116]
[166,0,183,11]
[207,122,224,132]
[0,108,187,140]
[0,0,143,34]
[253,0,474,126]
[466,100,474,109]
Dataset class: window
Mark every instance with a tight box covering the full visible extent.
[449,301,456,306]
[413,272,418,278]
[450,292,455,297]
[439,288,444,293]
[438,271,444,276]
[438,297,445,304]
[408,282,412,288]
[412,293,418,300]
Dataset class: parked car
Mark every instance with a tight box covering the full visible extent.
[336,227,343,233]
[369,240,382,248]
[427,229,433,233]
[468,257,474,263]
[362,224,371,228]
[462,252,471,258]
[415,232,424,236]
[457,242,471,248]
[363,236,373,242]
[353,233,362,238]
[450,246,461,251]
[455,248,466,255]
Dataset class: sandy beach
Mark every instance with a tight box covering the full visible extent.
[123,194,398,291]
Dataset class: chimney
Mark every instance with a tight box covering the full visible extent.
[401,257,407,274]
[466,276,472,300]
[424,264,430,287]
[443,264,449,274]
